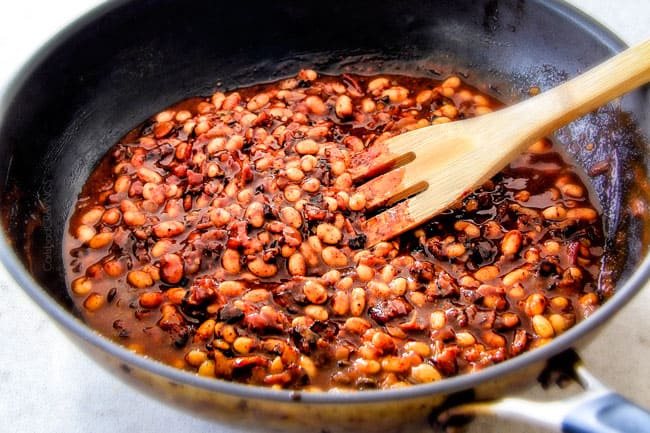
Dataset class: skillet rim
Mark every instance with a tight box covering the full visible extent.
[0,0,647,405]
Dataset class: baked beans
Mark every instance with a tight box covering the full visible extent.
[65,70,608,391]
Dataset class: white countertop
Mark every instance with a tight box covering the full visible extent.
[0,1,648,432]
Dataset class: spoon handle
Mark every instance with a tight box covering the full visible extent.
[497,39,650,147]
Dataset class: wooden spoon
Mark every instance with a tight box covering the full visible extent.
[351,39,650,247]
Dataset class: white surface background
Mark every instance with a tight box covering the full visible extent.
[0,1,648,432]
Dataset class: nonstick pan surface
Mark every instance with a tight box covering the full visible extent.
[0,0,644,432]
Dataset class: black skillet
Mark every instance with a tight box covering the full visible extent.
[0,0,649,432]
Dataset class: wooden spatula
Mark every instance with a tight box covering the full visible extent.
[351,40,650,247]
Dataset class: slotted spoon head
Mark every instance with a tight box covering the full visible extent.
[354,116,523,247]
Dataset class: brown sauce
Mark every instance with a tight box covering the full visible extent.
[64,71,609,391]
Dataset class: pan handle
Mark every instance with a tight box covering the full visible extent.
[562,391,650,433]
[439,353,650,433]
[559,362,650,433]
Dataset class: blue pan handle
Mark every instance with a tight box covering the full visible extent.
[439,354,650,432]
[562,392,650,433]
